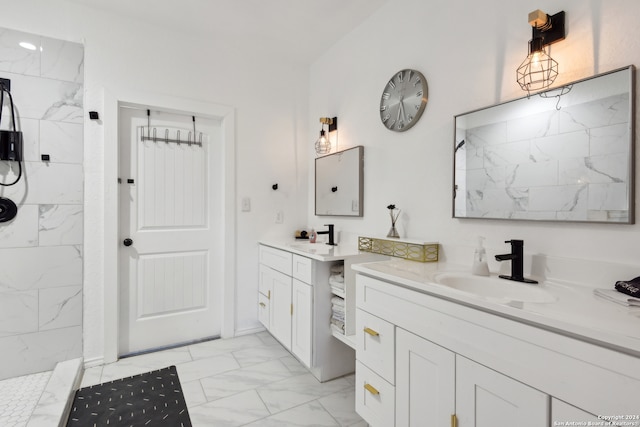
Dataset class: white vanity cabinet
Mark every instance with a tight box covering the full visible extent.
[258,243,355,381]
[354,273,640,427]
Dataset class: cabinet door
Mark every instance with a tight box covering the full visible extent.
[456,356,549,427]
[291,279,312,367]
[396,328,455,427]
[269,268,292,350]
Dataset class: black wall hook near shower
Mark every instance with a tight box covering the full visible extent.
[272,183,278,190]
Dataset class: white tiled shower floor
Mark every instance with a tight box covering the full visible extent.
[0,371,51,427]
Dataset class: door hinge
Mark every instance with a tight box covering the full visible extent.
[451,414,457,427]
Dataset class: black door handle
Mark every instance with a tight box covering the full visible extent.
[123,238,133,247]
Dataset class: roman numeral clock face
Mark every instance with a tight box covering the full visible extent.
[379,69,428,132]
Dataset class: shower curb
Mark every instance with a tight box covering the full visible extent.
[26,358,84,427]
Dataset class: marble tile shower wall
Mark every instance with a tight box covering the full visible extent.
[0,27,83,380]
[463,93,630,221]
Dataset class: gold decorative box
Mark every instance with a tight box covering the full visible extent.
[358,236,439,262]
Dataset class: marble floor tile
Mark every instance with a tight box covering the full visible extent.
[257,373,352,414]
[188,334,264,360]
[318,388,362,426]
[243,401,340,427]
[176,352,240,383]
[199,359,297,401]
[232,342,292,367]
[188,389,270,427]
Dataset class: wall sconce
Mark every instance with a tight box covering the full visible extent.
[516,9,566,94]
[315,117,337,155]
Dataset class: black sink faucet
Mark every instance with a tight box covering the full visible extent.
[317,224,336,246]
[495,240,538,284]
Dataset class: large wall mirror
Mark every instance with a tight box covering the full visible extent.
[454,65,635,223]
[315,145,364,216]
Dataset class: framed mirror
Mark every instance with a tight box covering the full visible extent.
[453,65,635,223]
[315,145,364,216]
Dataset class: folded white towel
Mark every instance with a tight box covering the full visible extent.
[331,311,345,321]
[331,296,345,307]
[594,289,640,307]
[329,273,344,281]
[329,277,345,290]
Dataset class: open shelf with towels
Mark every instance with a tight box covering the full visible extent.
[329,254,385,349]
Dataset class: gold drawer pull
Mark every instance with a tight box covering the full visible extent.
[268,290,271,300]
[363,383,379,395]
[451,414,458,427]
[259,302,266,307]
[363,327,379,337]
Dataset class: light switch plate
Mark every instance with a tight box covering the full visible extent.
[241,197,251,212]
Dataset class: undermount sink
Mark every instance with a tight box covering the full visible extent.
[432,272,557,304]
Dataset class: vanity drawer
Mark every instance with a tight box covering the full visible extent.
[356,361,395,427]
[259,245,292,275]
[258,292,270,329]
[356,308,395,384]
[292,254,313,284]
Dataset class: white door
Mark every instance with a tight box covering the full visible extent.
[118,106,223,355]
[455,356,549,427]
[395,328,455,427]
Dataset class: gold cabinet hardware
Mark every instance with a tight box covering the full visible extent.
[259,302,266,307]
[363,383,380,395]
[363,327,379,336]
[290,304,293,315]
[451,414,457,427]
[268,290,271,300]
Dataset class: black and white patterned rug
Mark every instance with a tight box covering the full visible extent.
[66,365,192,427]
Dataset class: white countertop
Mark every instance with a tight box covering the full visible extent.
[352,258,640,357]
[259,239,365,262]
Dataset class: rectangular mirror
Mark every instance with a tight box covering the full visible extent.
[315,145,364,216]
[454,66,635,223]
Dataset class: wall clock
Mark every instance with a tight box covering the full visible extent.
[379,69,428,132]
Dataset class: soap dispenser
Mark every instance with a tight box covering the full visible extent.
[309,229,317,243]
[472,236,490,276]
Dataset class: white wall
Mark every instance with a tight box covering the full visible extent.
[0,0,309,361]
[308,0,640,271]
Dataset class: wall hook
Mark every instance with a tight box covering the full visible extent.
[331,186,338,192]
[272,183,278,190]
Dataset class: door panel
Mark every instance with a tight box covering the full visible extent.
[456,356,549,427]
[119,107,223,355]
[396,328,455,427]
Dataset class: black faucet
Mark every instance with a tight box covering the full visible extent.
[495,240,537,284]
[317,224,336,246]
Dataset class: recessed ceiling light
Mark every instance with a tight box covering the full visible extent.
[19,42,37,51]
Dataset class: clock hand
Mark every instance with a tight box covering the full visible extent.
[398,96,406,122]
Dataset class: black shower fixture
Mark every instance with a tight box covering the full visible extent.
[0,78,24,223]
[0,80,23,164]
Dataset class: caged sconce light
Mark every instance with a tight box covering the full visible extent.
[516,9,566,95]
[315,117,337,155]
